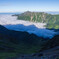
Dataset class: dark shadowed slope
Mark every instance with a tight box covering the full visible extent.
[4,24,56,39]
[0,25,59,59]
[39,35,59,52]
[0,25,47,53]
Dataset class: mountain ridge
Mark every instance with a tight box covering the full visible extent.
[0,25,59,58]
[17,11,59,29]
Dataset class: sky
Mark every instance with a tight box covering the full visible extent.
[0,0,59,13]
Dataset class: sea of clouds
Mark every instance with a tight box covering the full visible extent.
[0,15,56,39]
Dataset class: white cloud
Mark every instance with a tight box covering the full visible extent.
[0,15,56,39]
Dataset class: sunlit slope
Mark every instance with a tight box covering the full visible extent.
[18,11,59,29]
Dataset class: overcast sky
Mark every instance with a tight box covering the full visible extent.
[0,0,59,12]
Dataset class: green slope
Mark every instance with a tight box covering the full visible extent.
[0,25,48,59]
[17,11,59,29]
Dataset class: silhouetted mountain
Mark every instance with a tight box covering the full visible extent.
[0,25,46,53]
[39,35,59,52]
[0,25,59,54]
[46,35,59,47]
[4,24,56,38]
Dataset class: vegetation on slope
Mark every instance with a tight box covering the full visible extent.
[0,25,48,59]
[17,11,59,29]
[39,35,59,52]
[0,25,59,59]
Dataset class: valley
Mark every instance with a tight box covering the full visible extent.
[0,13,59,59]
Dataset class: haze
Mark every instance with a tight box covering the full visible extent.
[0,0,59,13]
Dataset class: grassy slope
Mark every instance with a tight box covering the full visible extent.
[0,25,48,59]
[17,11,59,29]
[0,25,59,59]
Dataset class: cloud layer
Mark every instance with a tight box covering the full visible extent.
[0,15,56,38]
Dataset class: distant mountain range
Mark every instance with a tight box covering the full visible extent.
[0,12,21,15]
[0,11,59,15]
[46,12,59,15]
[17,11,59,29]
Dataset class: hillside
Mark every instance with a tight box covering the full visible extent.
[0,25,59,59]
[17,11,59,29]
[39,35,59,52]
[0,25,47,53]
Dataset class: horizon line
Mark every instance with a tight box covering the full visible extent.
[0,11,59,13]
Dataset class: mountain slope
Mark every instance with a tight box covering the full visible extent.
[0,25,59,53]
[0,25,59,59]
[0,25,47,53]
[17,11,59,29]
[39,35,59,52]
